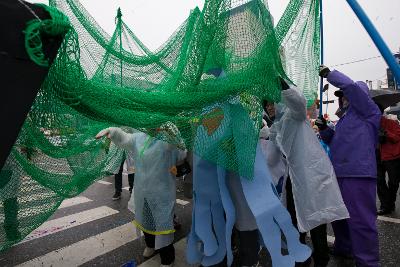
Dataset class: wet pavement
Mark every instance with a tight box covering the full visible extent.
[0,175,399,267]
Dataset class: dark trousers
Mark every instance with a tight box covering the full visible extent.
[286,179,329,266]
[377,158,400,210]
[238,229,260,266]
[114,161,134,193]
[208,229,259,267]
[143,232,175,265]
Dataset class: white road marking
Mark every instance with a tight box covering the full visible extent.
[378,216,400,224]
[59,197,92,209]
[18,193,57,204]
[16,223,140,267]
[18,206,118,244]
[97,180,112,185]
[0,197,93,221]
[118,194,189,206]
[176,199,190,206]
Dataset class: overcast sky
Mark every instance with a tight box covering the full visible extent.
[28,0,399,116]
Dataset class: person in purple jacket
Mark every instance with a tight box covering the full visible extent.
[315,66,381,267]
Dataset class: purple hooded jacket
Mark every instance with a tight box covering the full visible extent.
[319,70,381,178]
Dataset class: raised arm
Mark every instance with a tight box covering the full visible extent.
[96,127,135,152]
[281,86,307,121]
[327,70,380,120]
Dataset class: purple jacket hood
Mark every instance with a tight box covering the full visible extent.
[320,70,381,178]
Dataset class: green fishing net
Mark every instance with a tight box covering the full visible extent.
[0,0,320,251]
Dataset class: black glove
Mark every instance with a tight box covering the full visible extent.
[315,116,328,130]
[280,77,290,91]
[378,129,387,144]
[175,160,192,177]
[319,65,331,78]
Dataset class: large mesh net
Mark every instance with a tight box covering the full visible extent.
[0,0,320,251]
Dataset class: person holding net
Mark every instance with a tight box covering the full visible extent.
[266,78,349,267]
[316,66,381,267]
[96,124,186,267]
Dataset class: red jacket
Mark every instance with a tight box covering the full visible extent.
[380,117,400,161]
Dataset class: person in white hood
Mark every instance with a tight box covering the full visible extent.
[266,78,349,267]
[96,124,186,267]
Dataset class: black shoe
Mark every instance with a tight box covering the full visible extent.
[328,247,353,259]
[377,208,392,216]
[129,188,132,194]
[112,191,121,200]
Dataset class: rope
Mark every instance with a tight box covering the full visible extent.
[24,4,71,67]
[330,55,382,68]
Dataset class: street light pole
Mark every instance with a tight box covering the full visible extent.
[346,0,400,90]
[319,0,324,116]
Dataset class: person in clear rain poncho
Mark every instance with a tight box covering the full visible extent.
[186,70,313,267]
[96,124,186,267]
[266,78,349,267]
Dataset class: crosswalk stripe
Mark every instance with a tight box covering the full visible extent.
[378,216,400,224]
[18,193,56,204]
[119,190,189,206]
[18,206,118,244]
[21,180,40,187]
[0,190,52,209]
[176,199,190,206]
[59,196,92,209]
[97,180,112,185]
[1,196,91,221]
[0,203,54,221]
[16,223,140,267]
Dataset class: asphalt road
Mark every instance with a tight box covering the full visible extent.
[0,175,399,267]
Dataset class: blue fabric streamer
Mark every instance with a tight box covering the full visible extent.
[217,166,236,266]
[186,199,203,264]
[192,156,219,256]
[187,156,237,266]
[241,144,312,267]
[187,155,235,266]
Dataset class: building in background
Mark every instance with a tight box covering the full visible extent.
[387,51,400,90]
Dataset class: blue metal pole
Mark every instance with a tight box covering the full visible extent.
[346,0,400,89]
[319,0,324,116]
